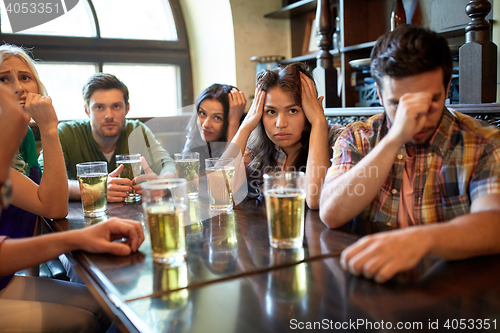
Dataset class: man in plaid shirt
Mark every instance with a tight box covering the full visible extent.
[320,25,500,283]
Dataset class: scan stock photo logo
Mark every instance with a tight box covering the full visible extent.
[3,0,78,33]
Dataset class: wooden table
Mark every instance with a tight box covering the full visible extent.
[43,198,500,333]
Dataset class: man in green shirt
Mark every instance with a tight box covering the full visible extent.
[39,73,175,202]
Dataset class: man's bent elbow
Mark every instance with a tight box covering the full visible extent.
[319,193,351,229]
[319,208,348,229]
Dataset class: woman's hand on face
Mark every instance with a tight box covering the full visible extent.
[0,84,30,140]
[228,88,247,125]
[240,88,266,133]
[24,93,59,133]
[300,72,327,127]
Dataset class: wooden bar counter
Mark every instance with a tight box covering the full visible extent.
[42,196,500,333]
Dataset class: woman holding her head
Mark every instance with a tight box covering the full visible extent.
[183,83,246,163]
[0,68,144,331]
[230,63,343,209]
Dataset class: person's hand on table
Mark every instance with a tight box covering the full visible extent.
[107,164,133,202]
[340,227,431,283]
[75,217,145,256]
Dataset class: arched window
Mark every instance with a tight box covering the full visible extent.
[0,0,192,120]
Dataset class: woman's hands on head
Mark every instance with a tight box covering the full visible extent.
[240,88,266,134]
[225,88,248,143]
[300,72,328,128]
[228,88,247,125]
[226,88,266,156]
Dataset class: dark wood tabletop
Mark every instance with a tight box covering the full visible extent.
[44,197,500,333]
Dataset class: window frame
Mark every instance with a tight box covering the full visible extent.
[0,0,193,108]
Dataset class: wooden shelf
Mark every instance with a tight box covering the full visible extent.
[265,0,317,19]
[324,103,500,115]
[342,41,376,53]
[265,0,469,108]
[437,25,467,39]
[282,53,317,63]
[281,50,340,64]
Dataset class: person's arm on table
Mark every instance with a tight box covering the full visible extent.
[11,93,68,218]
[341,194,500,283]
[0,218,144,277]
[320,92,437,228]
[319,136,400,227]
[300,73,332,210]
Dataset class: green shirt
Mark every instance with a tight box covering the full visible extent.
[20,127,40,176]
[38,119,175,180]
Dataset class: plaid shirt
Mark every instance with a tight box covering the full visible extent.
[326,108,500,226]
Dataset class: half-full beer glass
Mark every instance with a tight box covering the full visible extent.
[77,161,108,217]
[142,179,188,266]
[174,152,200,199]
[263,171,306,249]
[205,157,235,211]
[116,154,142,202]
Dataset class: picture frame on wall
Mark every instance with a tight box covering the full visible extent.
[302,12,320,55]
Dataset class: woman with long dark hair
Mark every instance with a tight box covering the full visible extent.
[183,83,246,160]
[230,63,343,209]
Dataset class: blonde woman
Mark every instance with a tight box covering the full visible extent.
[0,44,68,243]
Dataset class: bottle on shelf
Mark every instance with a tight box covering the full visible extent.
[390,0,406,31]
[332,16,341,51]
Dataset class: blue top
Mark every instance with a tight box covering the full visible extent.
[0,127,41,290]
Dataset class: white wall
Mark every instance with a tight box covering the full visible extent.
[230,0,291,104]
[180,0,237,98]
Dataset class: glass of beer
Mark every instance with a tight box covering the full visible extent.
[142,178,188,266]
[205,157,235,211]
[76,161,108,217]
[174,152,200,199]
[115,154,142,202]
[263,171,306,249]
